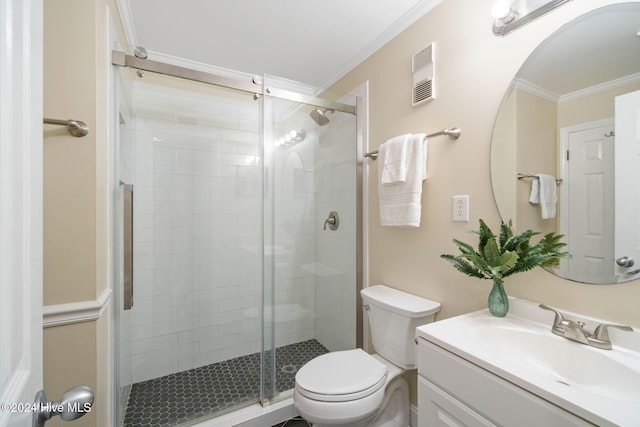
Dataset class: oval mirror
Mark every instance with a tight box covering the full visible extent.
[491,3,640,284]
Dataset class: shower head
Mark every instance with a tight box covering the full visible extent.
[309,108,334,126]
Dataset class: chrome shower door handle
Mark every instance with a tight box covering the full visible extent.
[323,211,339,231]
[123,183,134,310]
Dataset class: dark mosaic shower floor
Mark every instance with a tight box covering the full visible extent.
[123,339,328,427]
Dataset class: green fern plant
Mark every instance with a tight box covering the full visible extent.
[441,219,569,281]
[441,219,569,316]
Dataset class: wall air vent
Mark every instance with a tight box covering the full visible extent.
[412,43,435,106]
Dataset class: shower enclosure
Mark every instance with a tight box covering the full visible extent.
[113,54,360,426]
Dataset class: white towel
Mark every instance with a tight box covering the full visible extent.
[378,133,427,227]
[529,178,540,204]
[529,174,557,219]
[379,135,409,184]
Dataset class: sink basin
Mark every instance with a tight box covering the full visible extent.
[467,320,640,402]
[416,298,640,427]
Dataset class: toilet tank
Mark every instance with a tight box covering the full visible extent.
[361,285,440,369]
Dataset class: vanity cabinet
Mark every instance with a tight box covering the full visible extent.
[416,338,596,427]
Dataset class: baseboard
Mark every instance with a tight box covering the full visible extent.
[43,288,112,327]
[192,398,418,427]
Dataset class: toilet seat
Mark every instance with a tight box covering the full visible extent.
[295,349,388,402]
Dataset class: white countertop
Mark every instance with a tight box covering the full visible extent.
[416,298,640,427]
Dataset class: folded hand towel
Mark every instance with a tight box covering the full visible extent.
[378,133,427,227]
[529,174,557,219]
[379,134,409,184]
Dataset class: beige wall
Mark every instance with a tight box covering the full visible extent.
[43,0,124,425]
[332,0,640,327]
[491,82,640,242]
[43,322,98,427]
[491,88,517,226]
[42,0,640,421]
[332,0,640,405]
[558,81,640,128]
[515,89,557,235]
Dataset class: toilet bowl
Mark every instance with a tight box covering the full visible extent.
[294,285,440,426]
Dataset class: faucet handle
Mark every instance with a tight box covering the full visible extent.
[592,323,634,342]
[538,304,565,330]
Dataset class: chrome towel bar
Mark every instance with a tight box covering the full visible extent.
[517,173,563,184]
[43,118,89,137]
[364,127,461,160]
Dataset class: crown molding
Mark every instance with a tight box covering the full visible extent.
[512,78,559,103]
[321,0,444,88]
[115,0,137,50]
[115,0,443,91]
[514,72,640,104]
[559,72,640,103]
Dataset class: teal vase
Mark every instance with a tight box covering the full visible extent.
[488,279,509,317]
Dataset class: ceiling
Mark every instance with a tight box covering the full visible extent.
[119,0,442,88]
[119,2,640,95]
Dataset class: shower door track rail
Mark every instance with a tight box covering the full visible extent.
[112,50,355,114]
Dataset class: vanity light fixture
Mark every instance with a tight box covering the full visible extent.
[492,0,572,36]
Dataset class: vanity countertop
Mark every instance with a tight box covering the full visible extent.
[416,298,640,427]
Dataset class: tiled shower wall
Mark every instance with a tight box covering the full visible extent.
[120,79,264,384]
[119,75,356,386]
[270,109,356,352]
[313,113,357,352]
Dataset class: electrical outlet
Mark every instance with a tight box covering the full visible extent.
[453,195,469,222]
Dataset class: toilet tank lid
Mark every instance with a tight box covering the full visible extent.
[361,285,441,317]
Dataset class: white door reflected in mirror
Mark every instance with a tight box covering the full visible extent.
[558,119,615,283]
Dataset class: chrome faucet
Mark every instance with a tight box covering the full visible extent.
[538,304,633,350]
[590,323,635,350]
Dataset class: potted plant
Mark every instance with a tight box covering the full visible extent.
[441,219,569,317]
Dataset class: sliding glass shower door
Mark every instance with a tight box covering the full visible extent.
[114,59,358,426]
[261,76,359,403]
[117,67,264,425]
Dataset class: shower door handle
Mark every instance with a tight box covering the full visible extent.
[123,183,134,310]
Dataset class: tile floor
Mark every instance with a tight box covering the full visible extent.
[271,416,311,427]
[123,339,327,426]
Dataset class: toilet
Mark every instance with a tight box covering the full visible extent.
[294,285,440,426]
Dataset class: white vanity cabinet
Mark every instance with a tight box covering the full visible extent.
[416,337,596,427]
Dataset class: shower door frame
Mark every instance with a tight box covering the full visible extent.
[111,50,363,412]
[111,51,356,116]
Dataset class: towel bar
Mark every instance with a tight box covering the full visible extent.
[364,127,460,160]
[43,118,89,137]
[517,173,562,184]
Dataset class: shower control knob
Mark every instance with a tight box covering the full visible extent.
[323,211,339,231]
[616,256,635,268]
